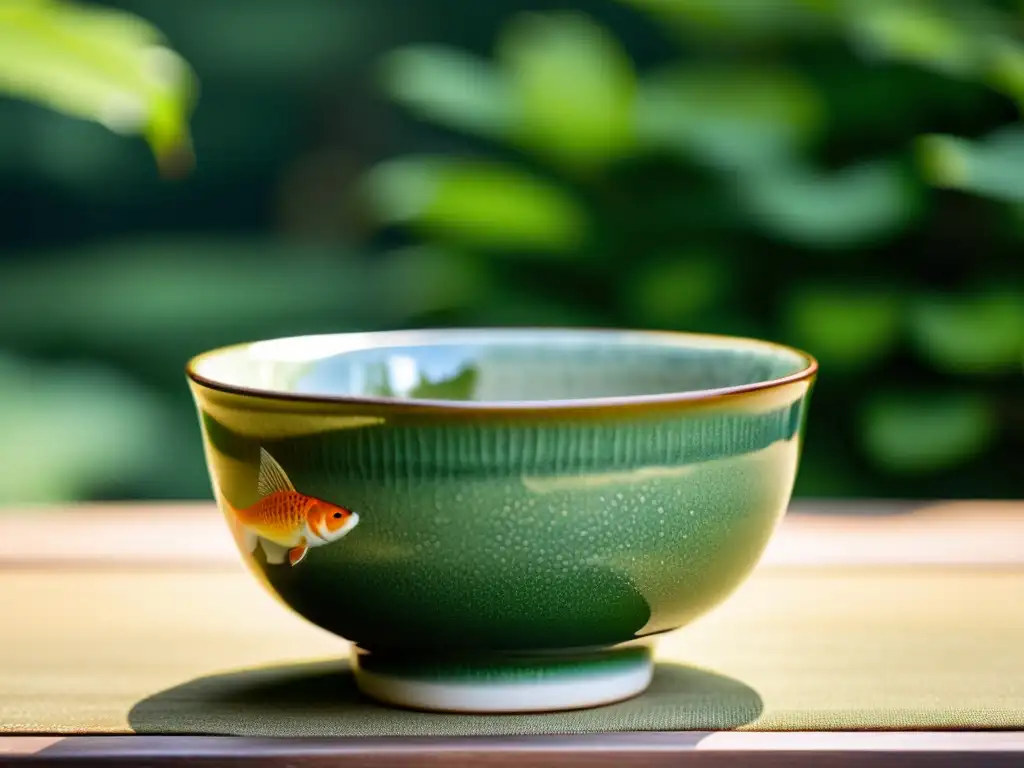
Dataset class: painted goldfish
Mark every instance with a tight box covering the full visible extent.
[221,447,359,567]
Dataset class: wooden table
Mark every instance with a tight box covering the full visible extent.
[1,500,1022,767]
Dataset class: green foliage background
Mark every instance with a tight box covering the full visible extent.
[0,0,1020,504]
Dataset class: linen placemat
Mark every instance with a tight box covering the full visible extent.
[3,563,1021,736]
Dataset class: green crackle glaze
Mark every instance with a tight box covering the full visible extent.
[187,329,816,710]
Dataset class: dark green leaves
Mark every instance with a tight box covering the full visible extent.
[367,1,1023,496]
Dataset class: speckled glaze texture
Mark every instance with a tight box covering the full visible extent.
[187,329,816,712]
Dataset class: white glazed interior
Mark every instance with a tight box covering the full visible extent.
[190,328,812,405]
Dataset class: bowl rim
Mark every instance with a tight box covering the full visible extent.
[185,327,818,413]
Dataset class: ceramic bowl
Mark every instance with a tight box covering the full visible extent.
[186,328,817,713]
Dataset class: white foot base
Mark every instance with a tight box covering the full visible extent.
[351,646,654,714]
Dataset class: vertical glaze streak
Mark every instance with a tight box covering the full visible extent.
[414,426,429,491]
[357,426,370,483]
[242,402,804,484]
[393,422,403,492]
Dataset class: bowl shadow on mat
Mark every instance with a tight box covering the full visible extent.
[128,659,764,737]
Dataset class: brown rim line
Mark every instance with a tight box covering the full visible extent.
[185,327,819,413]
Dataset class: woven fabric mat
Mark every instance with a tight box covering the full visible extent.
[3,564,1022,736]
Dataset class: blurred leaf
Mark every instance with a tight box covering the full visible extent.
[376,245,493,317]
[0,0,196,176]
[635,66,823,171]
[381,45,512,140]
[784,287,902,370]
[985,37,1024,108]
[0,238,456,358]
[364,157,589,253]
[861,391,997,473]
[737,159,920,248]
[498,12,637,170]
[0,353,168,503]
[908,291,1024,373]
[625,253,731,326]
[918,126,1024,202]
[0,100,136,188]
[844,3,981,77]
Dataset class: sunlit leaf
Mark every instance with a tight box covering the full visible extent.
[845,3,981,76]
[908,291,1024,373]
[635,66,823,171]
[498,12,637,170]
[985,37,1024,108]
[918,126,1024,202]
[0,0,196,175]
[861,392,997,473]
[784,287,902,370]
[381,45,512,140]
[737,159,920,247]
[364,157,589,253]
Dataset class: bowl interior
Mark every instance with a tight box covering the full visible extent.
[191,329,810,404]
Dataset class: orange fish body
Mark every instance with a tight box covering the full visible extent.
[221,448,359,567]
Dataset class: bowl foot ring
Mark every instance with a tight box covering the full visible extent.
[351,644,654,714]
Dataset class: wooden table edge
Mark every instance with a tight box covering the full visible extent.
[3,732,1024,766]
